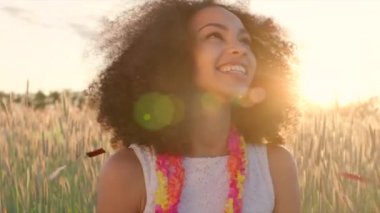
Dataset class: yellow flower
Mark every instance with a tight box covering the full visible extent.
[225,198,234,213]
[155,171,169,208]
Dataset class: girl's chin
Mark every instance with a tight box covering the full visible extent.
[220,87,262,107]
[224,86,250,100]
[194,84,251,104]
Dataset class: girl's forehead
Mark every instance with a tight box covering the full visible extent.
[189,6,244,32]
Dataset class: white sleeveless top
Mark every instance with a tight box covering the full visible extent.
[129,143,275,213]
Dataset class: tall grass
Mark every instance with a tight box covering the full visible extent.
[290,101,380,212]
[0,95,379,212]
[0,94,112,212]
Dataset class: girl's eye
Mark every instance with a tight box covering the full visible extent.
[206,32,223,40]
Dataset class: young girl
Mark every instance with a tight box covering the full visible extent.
[89,0,300,212]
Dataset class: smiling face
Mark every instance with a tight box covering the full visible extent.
[189,6,257,103]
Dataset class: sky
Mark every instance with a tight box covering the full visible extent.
[0,0,379,106]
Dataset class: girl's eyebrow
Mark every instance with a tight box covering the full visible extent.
[198,22,250,36]
[198,23,227,32]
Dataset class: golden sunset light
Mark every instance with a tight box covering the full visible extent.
[250,1,380,107]
[1,1,379,212]
[0,0,379,107]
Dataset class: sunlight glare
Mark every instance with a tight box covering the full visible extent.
[250,1,380,107]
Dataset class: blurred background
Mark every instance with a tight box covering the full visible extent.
[0,1,379,212]
[1,0,379,106]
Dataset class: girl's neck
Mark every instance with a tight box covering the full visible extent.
[186,92,232,158]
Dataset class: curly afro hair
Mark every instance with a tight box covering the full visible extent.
[86,0,300,154]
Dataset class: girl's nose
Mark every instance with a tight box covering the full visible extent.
[226,40,246,56]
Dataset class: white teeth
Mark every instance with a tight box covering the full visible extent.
[219,65,247,75]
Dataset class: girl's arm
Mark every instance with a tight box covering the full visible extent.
[96,147,146,213]
[267,144,301,213]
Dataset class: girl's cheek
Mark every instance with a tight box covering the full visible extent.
[203,44,223,57]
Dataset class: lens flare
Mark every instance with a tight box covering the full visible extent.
[133,92,184,130]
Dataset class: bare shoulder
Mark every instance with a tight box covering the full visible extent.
[96,146,146,213]
[267,144,296,168]
[267,144,301,213]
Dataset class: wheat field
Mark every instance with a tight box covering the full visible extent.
[0,94,379,212]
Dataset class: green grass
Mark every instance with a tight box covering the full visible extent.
[0,96,379,212]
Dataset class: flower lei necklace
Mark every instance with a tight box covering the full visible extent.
[154,126,248,213]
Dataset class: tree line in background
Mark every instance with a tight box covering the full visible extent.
[0,90,88,110]
[0,90,379,116]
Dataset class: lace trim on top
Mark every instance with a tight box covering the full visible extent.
[129,144,274,213]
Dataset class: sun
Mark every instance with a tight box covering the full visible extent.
[297,44,373,108]
[249,1,380,108]
[296,27,379,108]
